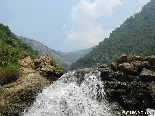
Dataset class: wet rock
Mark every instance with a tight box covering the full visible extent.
[100,54,155,113]
[100,68,125,81]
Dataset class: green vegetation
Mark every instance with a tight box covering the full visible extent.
[70,0,155,70]
[53,59,63,70]
[0,23,37,85]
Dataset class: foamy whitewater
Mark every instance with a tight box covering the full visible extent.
[23,69,113,116]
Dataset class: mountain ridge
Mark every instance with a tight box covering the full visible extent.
[55,47,94,63]
[70,0,155,70]
[19,36,93,70]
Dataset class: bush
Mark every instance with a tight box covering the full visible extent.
[0,64,21,86]
[53,59,63,70]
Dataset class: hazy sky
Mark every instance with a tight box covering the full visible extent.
[0,0,150,52]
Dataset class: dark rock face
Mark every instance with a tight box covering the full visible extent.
[99,54,155,113]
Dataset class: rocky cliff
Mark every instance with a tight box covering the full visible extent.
[99,54,155,115]
[0,56,66,116]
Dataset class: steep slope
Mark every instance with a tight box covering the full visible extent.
[18,36,72,69]
[70,0,155,70]
[0,23,38,85]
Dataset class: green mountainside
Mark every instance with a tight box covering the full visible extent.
[70,0,155,70]
[0,23,37,85]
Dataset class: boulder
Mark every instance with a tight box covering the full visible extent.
[99,64,108,68]
[19,56,35,69]
[139,68,155,81]
[117,54,127,63]
[110,62,117,71]
[33,56,53,69]
[144,55,155,62]
[132,56,144,61]
[118,63,137,74]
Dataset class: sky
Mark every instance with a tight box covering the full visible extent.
[0,0,150,52]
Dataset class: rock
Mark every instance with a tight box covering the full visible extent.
[99,64,108,68]
[118,63,138,74]
[117,54,127,63]
[141,61,151,69]
[132,56,144,61]
[110,62,117,71]
[144,55,155,62]
[0,72,49,116]
[19,56,34,69]
[19,56,65,80]
[104,81,153,111]
[40,65,55,77]
[33,56,53,69]
[139,68,155,81]
[100,54,155,113]
[100,68,125,81]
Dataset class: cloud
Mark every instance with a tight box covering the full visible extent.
[64,0,122,51]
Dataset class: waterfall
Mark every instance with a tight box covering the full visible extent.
[24,68,113,116]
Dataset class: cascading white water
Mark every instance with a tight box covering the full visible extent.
[24,68,113,116]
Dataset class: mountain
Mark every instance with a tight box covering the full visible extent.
[56,47,94,63]
[18,36,72,69]
[19,36,94,69]
[0,23,38,85]
[70,0,155,70]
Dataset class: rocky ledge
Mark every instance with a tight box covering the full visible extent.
[99,54,155,115]
[0,56,66,116]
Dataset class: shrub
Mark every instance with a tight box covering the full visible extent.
[0,64,21,86]
[53,59,63,70]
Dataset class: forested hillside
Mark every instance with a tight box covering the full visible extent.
[70,0,155,70]
[0,23,37,85]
